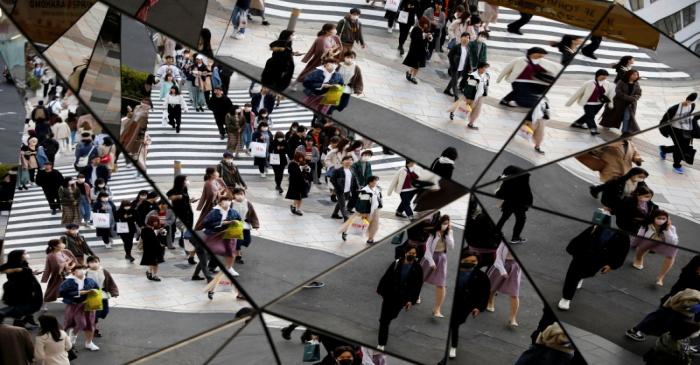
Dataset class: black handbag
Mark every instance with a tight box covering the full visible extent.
[68,347,78,361]
[683,145,696,165]
[599,94,611,104]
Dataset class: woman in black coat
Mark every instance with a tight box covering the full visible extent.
[600,69,642,133]
[140,215,166,281]
[0,250,43,327]
[393,0,419,55]
[449,252,490,358]
[430,147,458,179]
[286,151,312,216]
[403,16,432,84]
[261,30,295,92]
[376,243,423,349]
[495,165,533,244]
[615,184,658,235]
[590,167,648,214]
[270,131,289,195]
[115,200,138,262]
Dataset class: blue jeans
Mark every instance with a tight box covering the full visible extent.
[79,195,91,223]
[231,6,247,33]
[622,107,631,133]
[242,124,252,148]
[397,191,416,217]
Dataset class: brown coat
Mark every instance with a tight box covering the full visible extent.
[590,141,642,182]
[120,108,149,155]
[194,178,229,230]
[0,324,34,365]
[245,201,260,229]
[600,81,642,133]
[41,249,77,302]
[297,35,342,82]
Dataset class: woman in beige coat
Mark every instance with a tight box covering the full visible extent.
[34,314,72,365]
[590,137,643,182]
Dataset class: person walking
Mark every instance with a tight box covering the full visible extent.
[33,314,72,365]
[506,12,532,35]
[420,215,455,318]
[20,137,40,185]
[376,243,423,350]
[486,242,522,327]
[567,69,614,135]
[85,256,118,338]
[430,147,458,179]
[217,152,247,190]
[164,86,188,133]
[41,240,76,305]
[230,0,251,40]
[231,188,259,264]
[208,86,233,140]
[327,50,364,115]
[194,167,229,230]
[262,30,296,92]
[449,61,490,129]
[600,69,642,134]
[494,165,533,244]
[497,47,561,108]
[615,184,659,235]
[251,122,273,178]
[61,224,94,265]
[58,265,100,351]
[331,156,358,221]
[631,210,679,287]
[295,136,321,184]
[269,131,289,194]
[36,161,64,215]
[612,55,635,83]
[387,160,419,220]
[286,152,312,216]
[446,7,469,50]
[514,323,575,365]
[296,24,342,83]
[586,136,643,183]
[448,251,490,359]
[225,106,244,157]
[91,192,117,249]
[403,17,432,84]
[140,215,167,281]
[443,32,472,99]
[158,72,177,101]
[191,55,212,112]
[589,167,648,214]
[0,313,35,364]
[396,0,419,55]
[337,8,366,52]
[145,200,177,250]
[659,93,698,174]
[557,223,630,311]
[301,57,344,113]
[523,97,550,154]
[0,250,43,328]
[115,200,137,262]
[467,31,489,70]
[341,175,382,244]
[201,195,243,281]
[550,35,583,65]
[166,175,198,265]
[423,3,446,58]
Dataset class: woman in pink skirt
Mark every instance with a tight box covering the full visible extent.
[58,265,101,351]
[420,215,454,317]
[631,210,679,287]
[486,242,522,327]
[301,57,344,114]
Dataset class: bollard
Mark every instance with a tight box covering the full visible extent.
[174,160,182,176]
[287,8,301,32]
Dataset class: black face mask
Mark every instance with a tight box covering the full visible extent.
[460,262,476,269]
[405,255,416,262]
[338,360,353,365]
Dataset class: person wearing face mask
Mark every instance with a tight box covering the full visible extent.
[61,223,95,265]
[337,8,366,53]
[423,3,446,58]
[136,192,159,229]
[351,150,373,188]
[224,105,245,157]
[567,69,615,136]
[403,17,432,84]
[239,103,256,154]
[296,23,342,84]
[614,184,659,235]
[59,265,101,351]
[217,152,247,191]
[497,47,562,108]
[583,135,643,185]
[42,239,77,306]
[195,168,229,230]
[295,136,321,184]
[591,167,648,214]
[443,32,472,100]
[467,31,489,69]
[251,122,273,178]
[659,93,698,175]
[557,222,630,311]
[115,200,137,262]
[140,215,167,282]
[207,86,234,140]
[80,155,111,187]
[330,156,359,222]
[164,85,189,134]
[446,6,468,50]
[420,215,455,318]
[191,55,212,112]
[485,242,522,327]
[91,178,112,200]
[514,323,575,365]
[287,152,313,216]
[302,58,344,113]
[255,108,272,129]
[250,86,276,117]
[91,192,117,249]
[58,178,81,225]
[0,250,43,329]
[494,165,533,244]
[85,256,119,339]
[230,188,259,264]
[631,210,679,286]
[202,195,243,283]
[269,132,289,194]
[448,252,490,359]
[328,345,355,365]
[342,175,382,244]
[600,69,643,134]
[376,244,423,350]
[145,200,177,250]
[328,50,364,115]
[387,160,419,220]
[36,161,64,215]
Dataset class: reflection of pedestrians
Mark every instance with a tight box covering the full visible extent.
[506,12,532,35]
[659,93,697,175]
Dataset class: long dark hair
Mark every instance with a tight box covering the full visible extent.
[204,167,217,181]
[622,69,639,83]
[318,23,336,37]
[433,215,451,236]
[613,55,634,70]
[5,250,27,268]
[45,239,62,255]
[173,174,188,192]
[551,35,581,52]
[650,210,670,231]
[39,315,63,342]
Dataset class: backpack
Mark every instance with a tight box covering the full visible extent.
[33,107,46,121]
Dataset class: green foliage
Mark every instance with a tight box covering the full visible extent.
[26,75,41,91]
[121,65,149,100]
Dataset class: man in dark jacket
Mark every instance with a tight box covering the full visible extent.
[286,125,306,159]
[444,32,471,99]
[136,192,159,228]
[337,8,366,52]
[557,224,630,311]
[80,155,111,185]
[62,224,95,265]
[207,86,233,139]
[35,161,64,215]
[250,85,276,115]
[40,137,59,163]
[448,251,490,359]
[495,165,533,244]
[376,243,423,350]
[217,152,247,190]
[659,93,697,174]
[331,156,359,221]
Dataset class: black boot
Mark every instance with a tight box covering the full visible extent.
[23,315,37,326]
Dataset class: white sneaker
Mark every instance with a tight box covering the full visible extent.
[558,298,571,311]
[228,267,240,277]
[260,172,266,178]
[377,345,385,351]
[234,32,245,40]
[577,280,583,289]
[387,27,393,34]
[84,342,100,351]
[105,243,112,249]
[449,347,456,358]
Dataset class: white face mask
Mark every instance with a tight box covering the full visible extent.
[220,202,231,210]
[344,58,354,65]
[351,15,359,21]
[185,180,190,187]
[361,157,370,162]
[277,138,284,142]
[408,166,415,172]
[101,198,108,202]
[478,37,486,42]
[442,224,449,231]
[77,178,85,183]
[325,64,337,72]
[261,127,269,132]
[97,184,105,188]
[530,58,541,65]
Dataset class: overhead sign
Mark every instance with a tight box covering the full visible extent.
[10,0,96,45]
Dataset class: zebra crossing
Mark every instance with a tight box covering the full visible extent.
[264,0,691,80]
[4,162,152,253]
[145,86,406,176]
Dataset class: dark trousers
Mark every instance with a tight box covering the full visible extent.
[28,168,36,182]
[272,164,285,188]
[633,307,681,336]
[398,23,411,49]
[507,12,533,32]
[214,115,227,136]
[397,191,416,217]
[387,12,397,28]
[581,36,602,56]
[496,206,527,240]
[661,128,692,168]
[445,69,470,100]
[327,93,351,114]
[562,258,597,300]
[333,191,351,218]
[449,318,464,347]
[167,104,182,131]
[378,299,404,346]
[502,82,548,108]
[193,246,213,281]
[43,83,50,97]
[43,188,61,210]
[573,104,604,129]
[119,232,134,257]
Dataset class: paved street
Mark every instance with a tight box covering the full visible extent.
[0,55,25,164]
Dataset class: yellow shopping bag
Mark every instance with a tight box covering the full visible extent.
[221,220,244,240]
[320,85,344,106]
[84,290,103,311]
